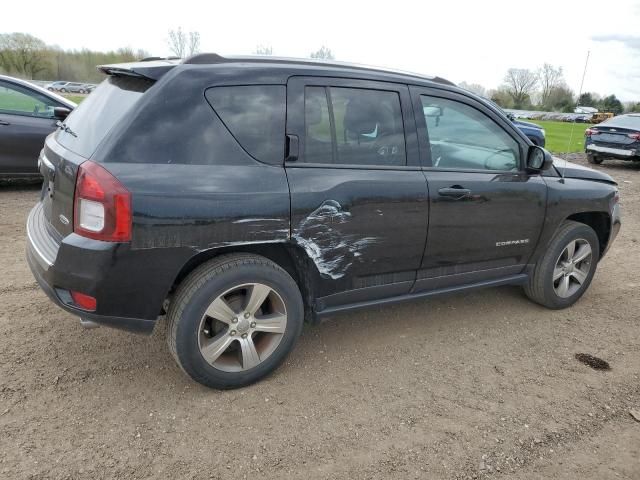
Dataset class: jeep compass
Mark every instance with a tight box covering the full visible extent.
[26,55,621,389]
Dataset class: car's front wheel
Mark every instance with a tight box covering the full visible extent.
[167,254,304,389]
[524,221,599,309]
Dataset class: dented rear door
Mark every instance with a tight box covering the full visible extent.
[285,77,428,304]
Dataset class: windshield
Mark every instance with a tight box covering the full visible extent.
[56,75,153,158]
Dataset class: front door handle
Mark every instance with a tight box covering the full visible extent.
[438,186,471,199]
[0,120,10,126]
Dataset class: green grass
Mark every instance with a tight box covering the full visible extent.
[523,119,593,153]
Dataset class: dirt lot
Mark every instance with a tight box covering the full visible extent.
[1,154,639,480]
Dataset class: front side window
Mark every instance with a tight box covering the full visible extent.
[420,95,519,171]
[0,81,57,118]
[206,85,286,165]
[303,86,406,166]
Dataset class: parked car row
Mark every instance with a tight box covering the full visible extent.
[45,81,96,94]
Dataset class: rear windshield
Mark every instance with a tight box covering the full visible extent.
[56,76,153,158]
[601,115,640,130]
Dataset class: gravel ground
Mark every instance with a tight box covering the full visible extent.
[0,154,639,479]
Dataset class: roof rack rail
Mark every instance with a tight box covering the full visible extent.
[183,53,455,86]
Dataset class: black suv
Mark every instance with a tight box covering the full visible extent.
[27,55,621,389]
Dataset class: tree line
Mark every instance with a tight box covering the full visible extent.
[461,64,636,114]
[0,31,336,83]
[0,33,148,83]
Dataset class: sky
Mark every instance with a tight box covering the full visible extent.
[3,0,640,101]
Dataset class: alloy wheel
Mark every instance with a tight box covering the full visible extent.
[197,283,287,372]
[553,238,592,298]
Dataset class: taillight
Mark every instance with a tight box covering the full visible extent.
[585,128,599,137]
[74,161,131,242]
[627,132,640,140]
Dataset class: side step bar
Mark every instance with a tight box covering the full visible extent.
[316,274,528,318]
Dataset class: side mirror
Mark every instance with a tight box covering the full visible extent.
[527,145,553,171]
[53,106,72,120]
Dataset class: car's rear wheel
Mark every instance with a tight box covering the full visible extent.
[524,221,599,309]
[167,254,304,389]
[60,88,67,93]
[587,153,603,164]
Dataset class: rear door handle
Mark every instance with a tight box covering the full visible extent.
[438,186,471,199]
[0,120,10,126]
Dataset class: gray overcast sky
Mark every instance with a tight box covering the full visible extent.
[4,0,640,100]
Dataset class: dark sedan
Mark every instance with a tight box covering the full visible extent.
[0,75,76,178]
[585,114,640,164]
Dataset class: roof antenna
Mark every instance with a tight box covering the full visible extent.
[563,50,590,183]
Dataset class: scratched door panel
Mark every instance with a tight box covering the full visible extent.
[287,166,429,296]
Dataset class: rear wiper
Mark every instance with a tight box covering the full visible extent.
[56,120,78,138]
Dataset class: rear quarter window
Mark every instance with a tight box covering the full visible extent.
[205,85,286,165]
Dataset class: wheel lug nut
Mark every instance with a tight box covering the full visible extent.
[241,333,248,339]
[230,330,236,336]
[244,312,251,319]
[250,322,256,328]
[232,317,238,324]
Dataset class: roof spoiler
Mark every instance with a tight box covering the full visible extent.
[97,59,180,81]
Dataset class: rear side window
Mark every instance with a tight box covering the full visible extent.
[302,86,406,166]
[57,76,153,158]
[205,85,286,164]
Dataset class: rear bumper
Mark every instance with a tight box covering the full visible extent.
[26,202,192,334]
[586,144,638,159]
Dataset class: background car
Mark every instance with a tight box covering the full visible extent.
[46,81,68,92]
[0,74,76,178]
[585,113,640,164]
[81,83,96,93]
[484,100,546,147]
[60,82,90,93]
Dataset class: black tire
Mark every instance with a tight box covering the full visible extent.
[167,253,304,389]
[524,221,600,309]
[60,88,67,93]
[587,153,603,164]
[47,87,54,91]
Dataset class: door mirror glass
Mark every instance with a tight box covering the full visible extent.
[527,145,553,171]
[54,106,72,120]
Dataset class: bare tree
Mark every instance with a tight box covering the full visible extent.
[254,45,273,55]
[309,46,334,60]
[0,33,50,79]
[458,81,487,97]
[538,64,564,107]
[167,28,201,58]
[503,68,538,108]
